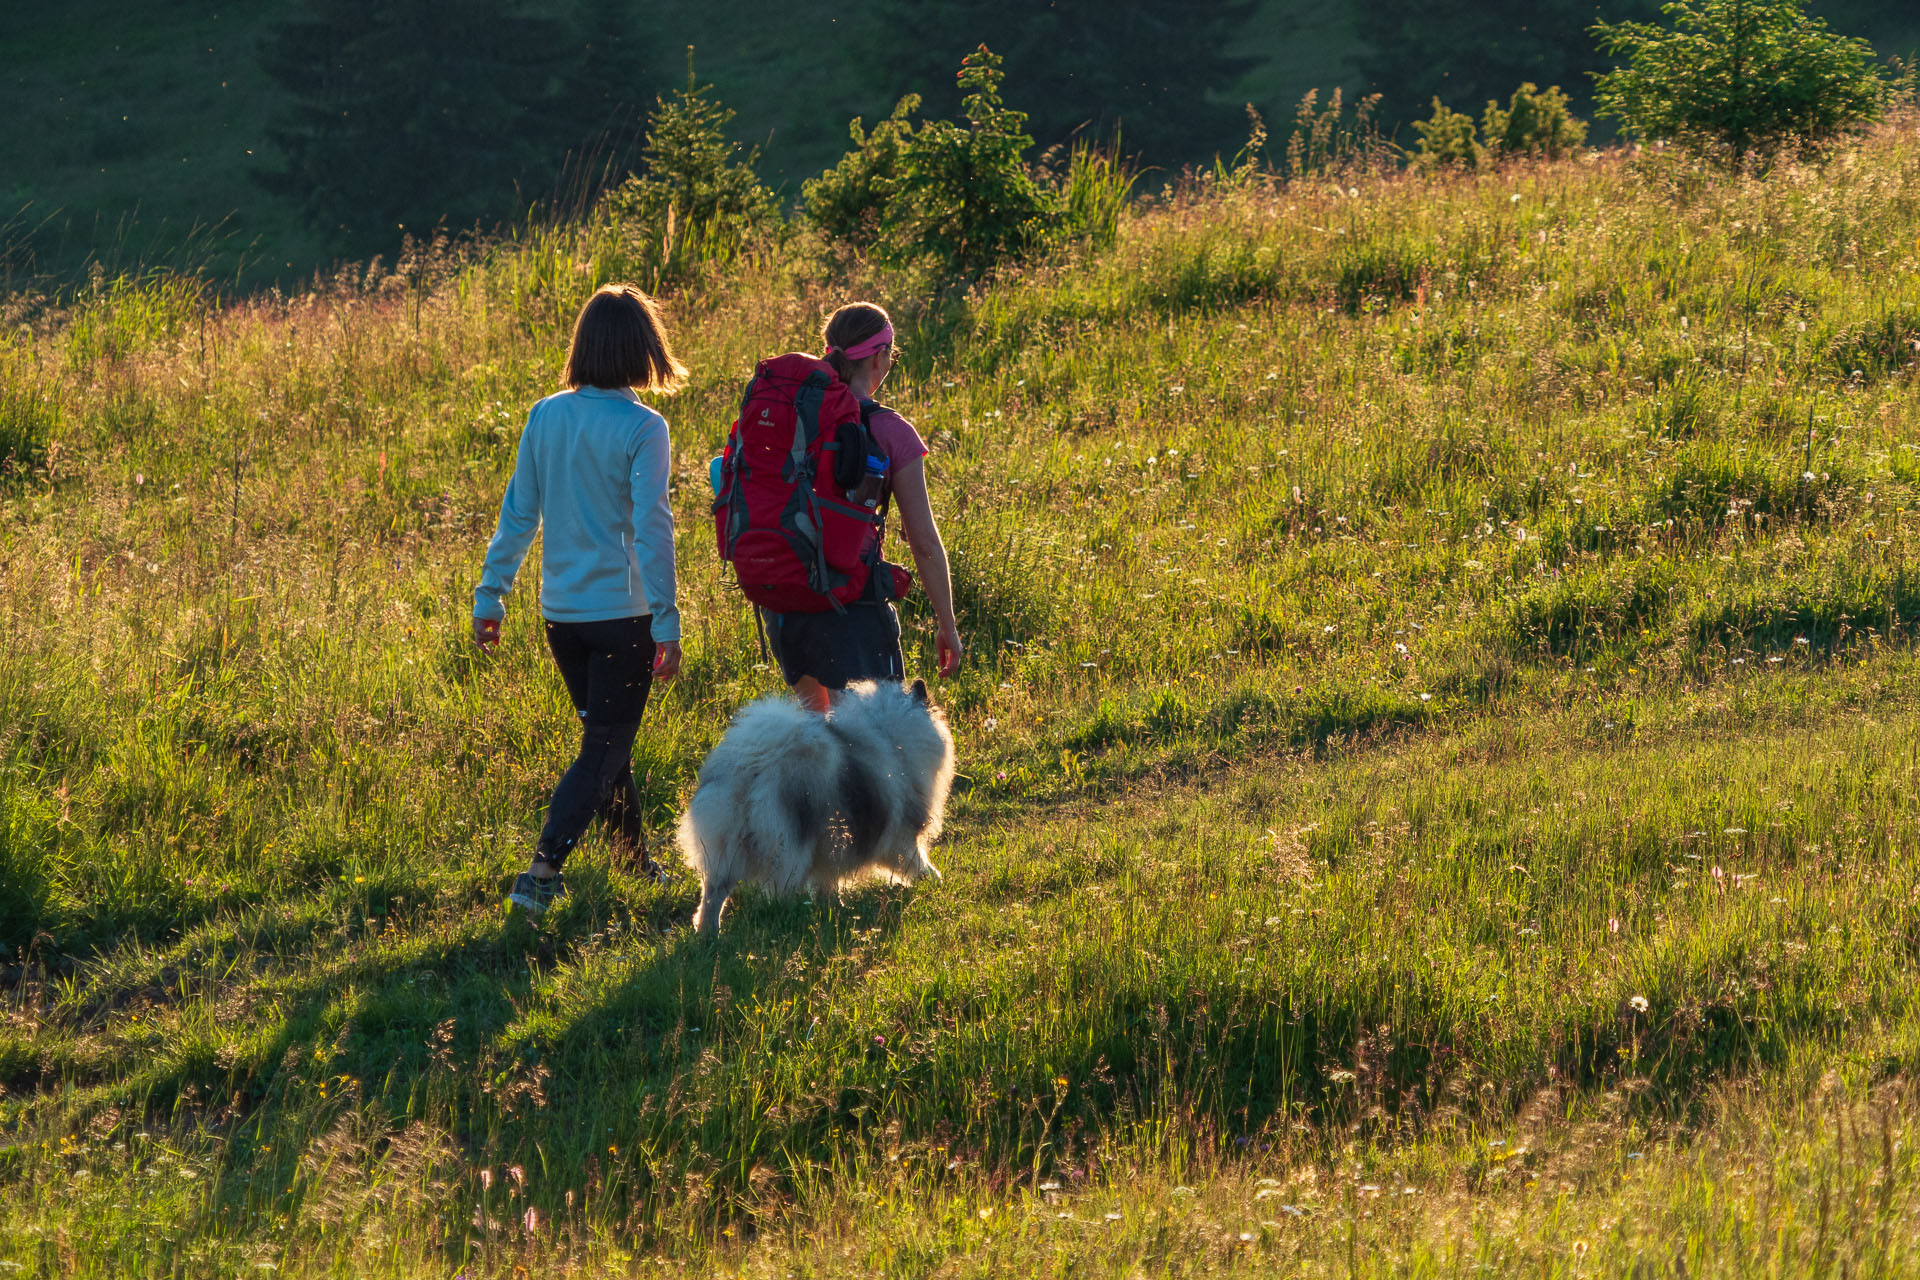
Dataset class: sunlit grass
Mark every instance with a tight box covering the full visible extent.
[6,119,1920,1274]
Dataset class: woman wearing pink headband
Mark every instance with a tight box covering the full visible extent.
[760,301,964,712]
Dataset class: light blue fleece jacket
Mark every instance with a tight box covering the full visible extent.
[474,386,680,641]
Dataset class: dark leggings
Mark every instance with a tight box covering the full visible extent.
[537,615,655,870]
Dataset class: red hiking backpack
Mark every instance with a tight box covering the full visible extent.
[712,353,910,613]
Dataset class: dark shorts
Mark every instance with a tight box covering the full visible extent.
[760,603,903,689]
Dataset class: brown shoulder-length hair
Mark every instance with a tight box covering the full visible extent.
[565,284,688,393]
[822,301,892,384]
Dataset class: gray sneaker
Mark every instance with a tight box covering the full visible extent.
[509,871,567,915]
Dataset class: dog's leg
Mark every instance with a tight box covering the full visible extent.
[694,877,733,935]
[873,821,941,883]
[912,837,942,881]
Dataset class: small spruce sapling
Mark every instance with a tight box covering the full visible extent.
[605,52,776,285]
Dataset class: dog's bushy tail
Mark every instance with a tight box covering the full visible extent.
[674,802,712,879]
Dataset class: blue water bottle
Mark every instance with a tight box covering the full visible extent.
[852,453,888,508]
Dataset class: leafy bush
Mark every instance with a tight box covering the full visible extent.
[1593,0,1896,163]
[604,67,776,287]
[1414,84,1587,169]
[1411,99,1484,168]
[1483,82,1588,158]
[804,46,1121,280]
[802,95,923,254]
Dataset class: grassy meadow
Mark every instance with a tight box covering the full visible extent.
[9,119,1920,1275]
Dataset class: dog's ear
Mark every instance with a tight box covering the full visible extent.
[909,678,929,705]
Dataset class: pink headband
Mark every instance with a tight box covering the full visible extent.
[832,324,894,362]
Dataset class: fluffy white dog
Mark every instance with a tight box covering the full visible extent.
[677,678,956,935]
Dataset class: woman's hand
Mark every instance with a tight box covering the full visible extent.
[473,616,501,652]
[653,641,683,681]
[936,620,963,677]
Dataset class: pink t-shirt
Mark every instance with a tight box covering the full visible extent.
[866,406,928,468]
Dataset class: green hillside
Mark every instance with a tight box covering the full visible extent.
[8,104,1920,1272]
[7,0,1918,291]
[2,1,897,288]
[0,4,314,283]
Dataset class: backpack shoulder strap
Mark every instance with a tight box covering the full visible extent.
[854,398,901,522]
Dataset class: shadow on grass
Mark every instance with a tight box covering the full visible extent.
[5,744,1846,1247]
[945,681,1436,821]
[2,839,1828,1245]
[16,872,917,1240]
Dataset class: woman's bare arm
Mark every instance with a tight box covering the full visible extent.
[890,456,963,676]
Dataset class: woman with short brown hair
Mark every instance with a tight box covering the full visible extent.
[473,283,688,912]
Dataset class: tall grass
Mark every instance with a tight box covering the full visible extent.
[6,117,1920,1275]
